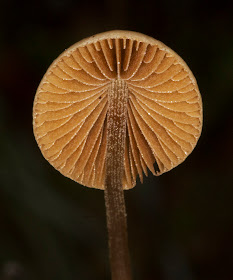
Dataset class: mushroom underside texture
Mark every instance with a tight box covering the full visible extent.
[33,34,202,190]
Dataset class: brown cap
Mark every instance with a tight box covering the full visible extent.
[33,30,203,190]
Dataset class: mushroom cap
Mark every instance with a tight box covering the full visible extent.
[33,30,203,190]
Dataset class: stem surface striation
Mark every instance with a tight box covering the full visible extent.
[104,80,132,280]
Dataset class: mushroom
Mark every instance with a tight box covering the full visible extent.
[33,30,202,280]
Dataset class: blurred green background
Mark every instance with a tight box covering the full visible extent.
[0,0,233,279]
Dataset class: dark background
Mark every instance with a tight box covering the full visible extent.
[0,0,233,279]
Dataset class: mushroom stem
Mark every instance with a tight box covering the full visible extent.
[104,80,132,280]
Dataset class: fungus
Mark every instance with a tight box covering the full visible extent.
[33,30,202,280]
